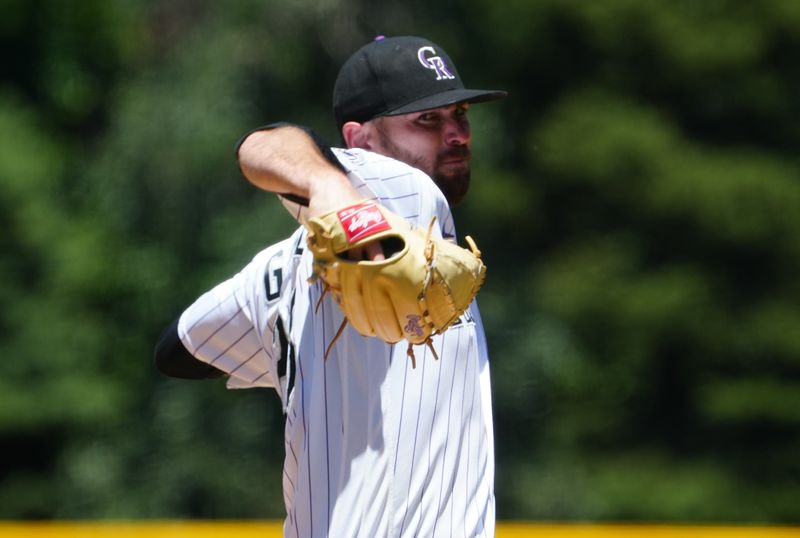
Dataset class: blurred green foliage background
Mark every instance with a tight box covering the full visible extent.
[1,0,799,524]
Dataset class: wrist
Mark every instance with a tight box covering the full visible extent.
[307,172,362,217]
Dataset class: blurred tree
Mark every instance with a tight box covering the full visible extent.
[476,0,800,522]
[1,0,799,524]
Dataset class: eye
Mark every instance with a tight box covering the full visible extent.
[413,111,441,130]
[416,112,439,123]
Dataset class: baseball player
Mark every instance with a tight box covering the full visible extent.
[154,35,506,537]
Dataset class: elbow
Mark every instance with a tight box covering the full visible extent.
[153,318,225,380]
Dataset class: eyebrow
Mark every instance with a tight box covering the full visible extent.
[419,103,470,116]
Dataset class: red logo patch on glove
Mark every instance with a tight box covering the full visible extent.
[338,202,391,244]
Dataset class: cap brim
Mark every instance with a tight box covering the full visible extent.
[383,88,507,117]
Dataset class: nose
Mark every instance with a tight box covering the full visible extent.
[444,115,470,146]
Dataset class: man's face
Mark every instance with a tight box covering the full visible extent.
[369,103,472,206]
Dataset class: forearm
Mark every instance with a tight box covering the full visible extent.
[237,125,360,217]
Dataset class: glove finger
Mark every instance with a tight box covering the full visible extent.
[338,263,374,337]
[363,278,403,343]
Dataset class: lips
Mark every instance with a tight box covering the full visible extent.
[439,147,471,165]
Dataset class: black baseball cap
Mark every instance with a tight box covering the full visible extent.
[333,35,507,130]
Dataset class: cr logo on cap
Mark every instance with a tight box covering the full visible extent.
[417,46,455,81]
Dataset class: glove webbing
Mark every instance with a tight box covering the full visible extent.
[405,218,441,368]
[406,230,483,368]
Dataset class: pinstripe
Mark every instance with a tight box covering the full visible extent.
[383,192,417,201]
[453,332,471,535]
[434,331,462,537]
[362,172,413,182]
[470,336,490,538]
[248,364,272,385]
[393,355,411,475]
[188,302,245,354]
[283,468,296,494]
[208,325,254,365]
[399,346,429,535]
[469,341,490,538]
[297,351,313,537]
[463,334,479,537]
[261,344,274,361]
[379,194,418,203]
[227,345,261,376]
[288,431,299,466]
[184,287,240,334]
[287,433,300,537]
[418,335,445,537]
[322,306,332,530]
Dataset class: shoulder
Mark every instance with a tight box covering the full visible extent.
[249,227,306,267]
[331,147,449,226]
[211,228,306,306]
[332,147,429,186]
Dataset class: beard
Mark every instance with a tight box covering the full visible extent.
[374,129,472,206]
[431,146,471,206]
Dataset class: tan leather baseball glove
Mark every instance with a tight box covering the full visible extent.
[304,200,486,366]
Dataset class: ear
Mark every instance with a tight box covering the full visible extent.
[342,121,372,150]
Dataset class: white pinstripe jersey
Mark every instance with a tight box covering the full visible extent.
[178,148,495,537]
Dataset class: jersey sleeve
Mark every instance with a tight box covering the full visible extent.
[330,147,455,241]
[177,228,305,403]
